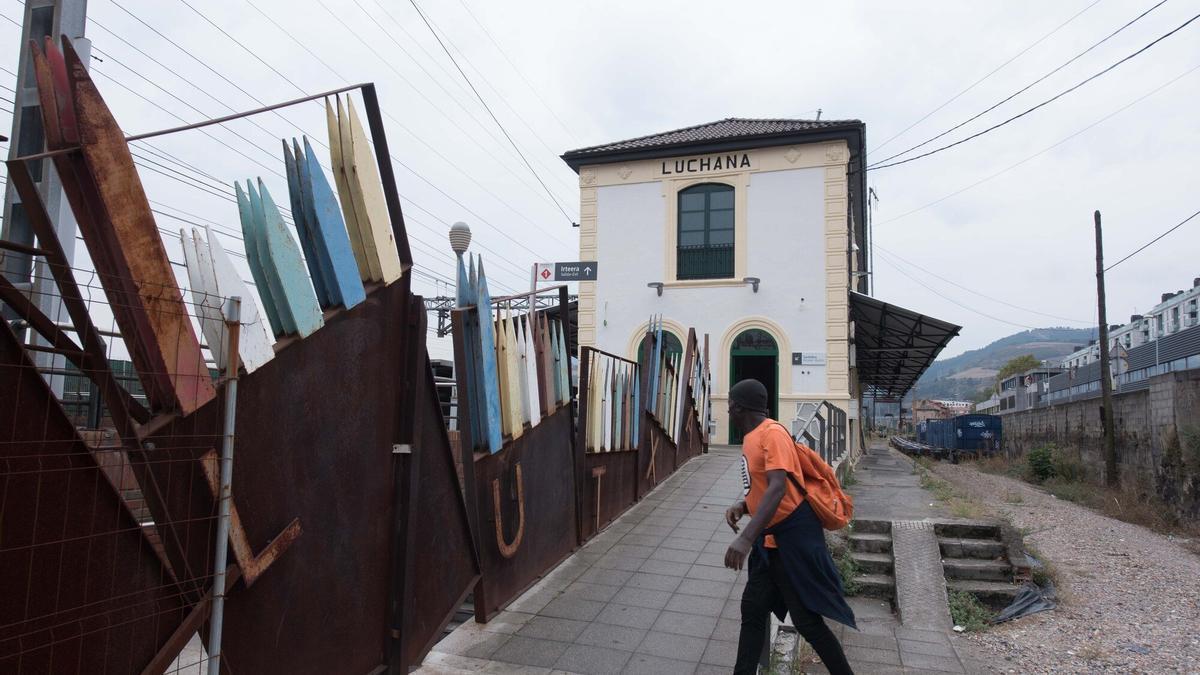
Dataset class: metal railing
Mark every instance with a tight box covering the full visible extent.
[677,243,734,280]
[791,400,848,467]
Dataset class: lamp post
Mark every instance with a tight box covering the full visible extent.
[450,221,472,304]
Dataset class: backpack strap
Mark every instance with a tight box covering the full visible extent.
[768,421,810,499]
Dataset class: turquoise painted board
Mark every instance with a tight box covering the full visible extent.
[297,137,364,309]
[236,182,283,337]
[283,140,332,308]
[548,318,561,406]
[632,358,641,441]
[614,369,624,451]
[647,316,661,415]
[246,181,298,337]
[254,179,323,337]
[476,256,503,454]
[555,320,569,405]
[456,254,482,447]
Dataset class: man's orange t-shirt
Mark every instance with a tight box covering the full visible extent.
[740,419,805,548]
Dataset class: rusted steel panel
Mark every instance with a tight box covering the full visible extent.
[142,282,477,674]
[579,451,639,543]
[66,38,215,415]
[472,405,577,621]
[0,321,190,674]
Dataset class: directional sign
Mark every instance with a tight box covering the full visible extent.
[535,261,598,282]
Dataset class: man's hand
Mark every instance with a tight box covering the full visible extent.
[724,535,752,571]
[725,500,747,533]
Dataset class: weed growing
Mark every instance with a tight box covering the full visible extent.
[835,548,862,596]
[948,590,994,632]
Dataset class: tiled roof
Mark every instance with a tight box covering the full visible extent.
[562,117,862,159]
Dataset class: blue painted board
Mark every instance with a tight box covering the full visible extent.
[236,182,284,337]
[246,181,298,336]
[476,256,503,454]
[254,178,323,337]
[283,140,332,308]
[297,137,365,309]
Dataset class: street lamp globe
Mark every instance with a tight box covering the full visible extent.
[449,221,472,255]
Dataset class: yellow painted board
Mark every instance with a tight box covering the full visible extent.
[344,96,403,284]
[325,98,370,281]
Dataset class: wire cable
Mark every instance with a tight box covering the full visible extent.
[874,244,1091,324]
[1105,208,1200,271]
[868,11,1200,171]
[870,0,1104,153]
[407,0,577,226]
[874,61,1200,226]
[871,0,1170,167]
[875,252,1040,329]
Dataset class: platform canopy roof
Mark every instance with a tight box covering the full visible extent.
[850,292,960,398]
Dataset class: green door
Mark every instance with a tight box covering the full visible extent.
[728,329,778,444]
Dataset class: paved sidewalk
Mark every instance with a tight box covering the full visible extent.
[421,443,987,674]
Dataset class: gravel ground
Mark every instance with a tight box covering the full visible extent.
[929,462,1200,674]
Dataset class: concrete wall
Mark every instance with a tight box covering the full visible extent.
[1000,370,1200,516]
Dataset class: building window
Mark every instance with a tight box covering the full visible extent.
[677,183,734,280]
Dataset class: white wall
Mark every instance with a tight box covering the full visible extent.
[591,167,828,398]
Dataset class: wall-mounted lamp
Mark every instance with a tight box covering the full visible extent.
[743,277,760,293]
[647,282,664,297]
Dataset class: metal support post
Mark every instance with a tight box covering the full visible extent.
[207,296,241,675]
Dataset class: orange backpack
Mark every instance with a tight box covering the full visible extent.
[773,423,854,530]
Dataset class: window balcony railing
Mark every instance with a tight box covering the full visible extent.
[677,243,734,280]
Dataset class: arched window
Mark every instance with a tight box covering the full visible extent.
[677,183,734,280]
[638,331,683,368]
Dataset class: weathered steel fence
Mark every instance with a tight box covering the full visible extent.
[1,55,480,674]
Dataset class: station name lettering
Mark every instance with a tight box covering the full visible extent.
[661,153,751,175]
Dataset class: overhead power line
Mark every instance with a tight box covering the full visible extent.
[871,0,1103,153]
[1105,208,1200,271]
[875,61,1200,226]
[874,245,1091,324]
[868,11,1200,171]
[875,252,1040,330]
[407,0,578,227]
[871,0,1170,167]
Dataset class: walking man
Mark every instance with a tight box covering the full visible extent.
[724,379,856,674]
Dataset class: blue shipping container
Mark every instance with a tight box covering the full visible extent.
[953,414,1002,454]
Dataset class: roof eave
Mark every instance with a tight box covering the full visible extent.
[560,123,865,173]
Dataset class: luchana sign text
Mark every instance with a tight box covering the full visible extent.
[660,152,751,175]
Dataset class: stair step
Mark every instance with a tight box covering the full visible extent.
[854,573,895,599]
[850,551,893,575]
[934,521,1002,540]
[939,537,1005,560]
[942,558,1012,583]
[848,532,892,554]
[947,580,1022,609]
[850,519,891,535]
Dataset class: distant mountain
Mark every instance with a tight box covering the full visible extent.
[914,327,1098,401]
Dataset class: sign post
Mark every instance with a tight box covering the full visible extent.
[534,261,598,283]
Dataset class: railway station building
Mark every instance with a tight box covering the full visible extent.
[562,118,958,449]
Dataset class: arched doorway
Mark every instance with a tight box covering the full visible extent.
[638,331,683,368]
[729,328,778,444]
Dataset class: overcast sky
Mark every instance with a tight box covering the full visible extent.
[3,0,1197,361]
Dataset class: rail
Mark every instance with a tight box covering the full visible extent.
[790,399,848,467]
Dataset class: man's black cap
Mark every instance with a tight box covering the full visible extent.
[729,379,769,414]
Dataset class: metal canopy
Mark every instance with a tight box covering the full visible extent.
[850,292,960,398]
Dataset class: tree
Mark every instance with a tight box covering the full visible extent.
[995,354,1042,390]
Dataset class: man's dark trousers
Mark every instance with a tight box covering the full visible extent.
[733,547,854,674]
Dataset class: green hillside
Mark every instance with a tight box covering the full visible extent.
[915,327,1097,401]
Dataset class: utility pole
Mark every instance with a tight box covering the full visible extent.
[1094,210,1118,487]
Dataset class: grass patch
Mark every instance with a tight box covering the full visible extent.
[840,469,858,488]
[1003,490,1024,504]
[1024,544,1059,588]
[948,590,994,632]
[835,548,862,596]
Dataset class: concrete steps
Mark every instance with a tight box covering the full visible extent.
[848,532,892,554]
[847,520,895,600]
[850,551,893,575]
[942,557,1012,583]
[947,580,1023,607]
[938,536,1005,559]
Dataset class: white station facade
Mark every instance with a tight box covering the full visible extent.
[562,118,886,446]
